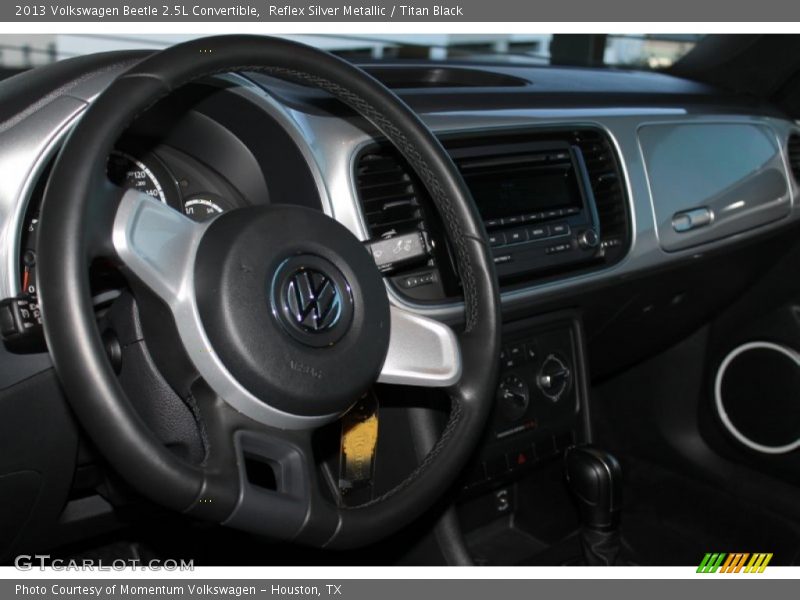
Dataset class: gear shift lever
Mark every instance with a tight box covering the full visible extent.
[564,445,623,565]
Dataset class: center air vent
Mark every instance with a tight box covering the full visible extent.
[787,133,800,185]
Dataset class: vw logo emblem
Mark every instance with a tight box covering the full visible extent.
[272,255,354,347]
[285,268,341,332]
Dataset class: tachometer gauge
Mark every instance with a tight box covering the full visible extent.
[107,151,168,204]
[183,194,228,222]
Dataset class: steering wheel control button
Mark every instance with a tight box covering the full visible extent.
[272,255,354,348]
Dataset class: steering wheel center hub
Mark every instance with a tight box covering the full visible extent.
[271,254,354,347]
[193,204,390,418]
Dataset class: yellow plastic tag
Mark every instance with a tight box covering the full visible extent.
[339,399,379,494]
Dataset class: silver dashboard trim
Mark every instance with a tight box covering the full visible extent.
[0,98,85,299]
[300,106,800,323]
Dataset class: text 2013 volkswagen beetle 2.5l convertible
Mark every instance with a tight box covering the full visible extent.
[0,34,799,566]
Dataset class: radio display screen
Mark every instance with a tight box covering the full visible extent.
[464,162,583,221]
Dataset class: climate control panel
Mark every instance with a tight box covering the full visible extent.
[462,316,587,493]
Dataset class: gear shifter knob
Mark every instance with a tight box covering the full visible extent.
[564,445,622,531]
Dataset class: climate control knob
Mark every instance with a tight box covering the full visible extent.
[537,354,571,402]
[497,374,529,421]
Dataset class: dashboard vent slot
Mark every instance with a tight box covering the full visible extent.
[788,133,800,184]
[571,130,628,245]
[355,150,428,239]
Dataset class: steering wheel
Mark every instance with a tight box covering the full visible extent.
[37,35,500,549]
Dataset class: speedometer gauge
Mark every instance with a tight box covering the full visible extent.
[107,151,167,204]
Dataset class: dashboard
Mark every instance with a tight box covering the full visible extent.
[1,54,800,383]
[2,47,800,560]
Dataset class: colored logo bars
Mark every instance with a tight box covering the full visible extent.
[697,553,773,573]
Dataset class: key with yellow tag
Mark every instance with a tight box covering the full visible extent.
[339,396,379,497]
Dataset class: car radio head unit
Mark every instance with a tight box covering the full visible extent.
[451,139,602,280]
[465,153,583,222]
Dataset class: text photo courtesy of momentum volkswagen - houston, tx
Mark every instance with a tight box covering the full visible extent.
[0,2,798,597]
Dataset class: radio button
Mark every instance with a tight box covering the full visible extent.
[504,215,522,226]
[493,254,513,265]
[528,226,549,240]
[550,222,570,237]
[488,232,507,247]
[485,218,501,228]
[506,228,528,244]
[546,243,572,255]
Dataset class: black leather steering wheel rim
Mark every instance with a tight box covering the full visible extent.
[37,35,501,549]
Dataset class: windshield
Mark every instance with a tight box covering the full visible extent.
[0,34,702,72]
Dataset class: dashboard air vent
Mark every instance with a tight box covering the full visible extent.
[355,150,427,239]
[570,129,629,249]
[787,133,800,184]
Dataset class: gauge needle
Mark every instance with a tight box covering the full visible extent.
[22,268,29,293]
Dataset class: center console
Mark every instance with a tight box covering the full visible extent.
[450,312,591,566]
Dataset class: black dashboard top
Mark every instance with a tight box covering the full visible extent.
[249,60,783,117]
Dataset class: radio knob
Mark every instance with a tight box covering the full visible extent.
[578,229,599,249]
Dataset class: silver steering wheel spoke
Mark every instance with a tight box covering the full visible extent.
[111,189,205,308]
[378,306,462,388]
